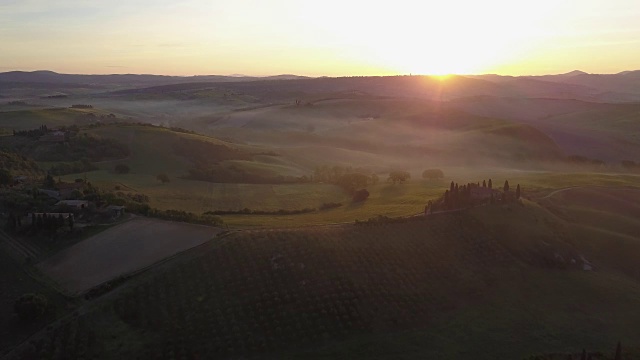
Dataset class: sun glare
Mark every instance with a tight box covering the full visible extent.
[298,0,563,76]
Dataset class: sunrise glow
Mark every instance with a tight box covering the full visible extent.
[1,0,640,76]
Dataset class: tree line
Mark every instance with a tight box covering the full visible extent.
[5,212,73,236]
[12,125,50,138]
[433,178,521,212]
[313,165,378,202]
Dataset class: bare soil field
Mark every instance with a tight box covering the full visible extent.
[37,217,222,294]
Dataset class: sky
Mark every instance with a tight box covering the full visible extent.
[1,0,640,76]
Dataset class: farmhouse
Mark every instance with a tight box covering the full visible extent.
[28,212,73,220]
[106,205,126,218]
[56,200,89,209]
[13,175,28,184]
[39,189,61,200]
[39,131,66,143]
[24,212,74,228]
[470,187,500,200]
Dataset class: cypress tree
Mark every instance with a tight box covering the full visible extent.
[444,190,450,210]
[6,213,16,232]
[516,184,521,199]
[504,180,510,192]
[614,341,622,360]
[482,180,487,188]
[488,179,493,189]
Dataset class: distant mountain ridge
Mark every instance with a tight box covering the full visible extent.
[2,70,640,103]
[0,70,309,86]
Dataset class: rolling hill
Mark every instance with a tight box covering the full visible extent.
[6,194,640,359]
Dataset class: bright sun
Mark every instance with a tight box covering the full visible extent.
[299,0,559,75]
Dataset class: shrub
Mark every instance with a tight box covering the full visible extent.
[156,173,170,183]
[0,168,11,185]
[14,293,48,321]
[319,202,342,210]
[388,170,410,184]
[352,189,369,202]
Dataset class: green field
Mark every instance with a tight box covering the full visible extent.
[44,123,640,229]
[61,151,640,228]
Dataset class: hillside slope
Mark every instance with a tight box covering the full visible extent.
[8,197,640,360]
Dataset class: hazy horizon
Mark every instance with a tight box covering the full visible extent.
[1,68,637,78]
[2,0,640,77]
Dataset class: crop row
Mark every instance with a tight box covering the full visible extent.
[9,213,517,359]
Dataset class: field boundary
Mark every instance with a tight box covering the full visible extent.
[78,229,238,298]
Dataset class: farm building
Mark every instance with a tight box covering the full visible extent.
[24,212,74,227]
[56,200,89,209]
[13,175,28,184]
[470,187,501,200]
[39,131,66,143]
[106,205,126,218]
[39,189,61,200]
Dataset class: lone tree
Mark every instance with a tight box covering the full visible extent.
[516,184,521,199]
[14,293,48,321]
[114,164,130,174]
[503,180,510,192]
[352,189,370,202]
[156,173,170,184]
[43,173,55,188]
[336,173,369,193]
[388,170,410,184]
[0,168,11,185]
[422,169,444,180]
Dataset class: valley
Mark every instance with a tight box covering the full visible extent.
[1,71,640,359]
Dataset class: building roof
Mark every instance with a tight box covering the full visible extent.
[39,189,61,200]
[57,182,84,190]
[28,212,73,218]
[56,200,89,206]
[470,187,500,198]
